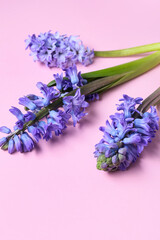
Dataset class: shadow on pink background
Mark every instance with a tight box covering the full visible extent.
[0,0,160,239]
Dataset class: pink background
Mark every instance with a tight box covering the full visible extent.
[0,0,160,239]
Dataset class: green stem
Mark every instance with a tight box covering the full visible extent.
[94,42,160,58]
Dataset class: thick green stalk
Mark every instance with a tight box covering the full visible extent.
[94,42,160,58]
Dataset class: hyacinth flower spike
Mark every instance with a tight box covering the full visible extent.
[25,31,160,69]
[1,52,160,154]
[95,88,160,172]
[25,31,94,68]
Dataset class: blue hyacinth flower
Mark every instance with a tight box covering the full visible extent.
[95,94,159,172]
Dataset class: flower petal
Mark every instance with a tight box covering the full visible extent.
[0,126,11,134]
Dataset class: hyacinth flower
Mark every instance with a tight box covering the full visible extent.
[25,30,160,69]
[94,89,160,172]
[25,31,94,68]
[1,52,160,154]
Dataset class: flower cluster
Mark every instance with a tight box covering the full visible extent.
[63,89,89,126]
[53,65,98,101]
[54,65,87,91]
[25,31,94,69]
[0,66,92,154]
[94,95,159,171]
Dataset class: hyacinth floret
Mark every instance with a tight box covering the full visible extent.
[63,89,89,127]
[53,65,88,92]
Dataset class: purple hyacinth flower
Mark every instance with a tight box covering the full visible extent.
[117,94,143,118]
[63,88,89,126]
[54,73,73,91]
[14,135,23,152]
[143,106,159,130]
[46,123,62,137]
[47,110,71,136]
[72,44,85,63]
[21,132,34,152]
[36,82,60,107]
[65,65,79,85]
[134,106,159,138]
[24,112,36,122]
[27,94,40,101]
[28,125,42,142]
[37,121,46,136]
[0,126,11,134]
[0,137,7,147]
[54,73,64,91]
[82,48,94,66]
[9,107,24,121]
[8,139,15,154]
[25,31,94,69]
[53,66,87,92]
[95,95,159,172]
[15,120,24,130]
[123,133,141,144]
[19,96,37,111]
[77,72,87,87]
[49,110,63,124]
[49,110,70,125]
[43,124,54,141]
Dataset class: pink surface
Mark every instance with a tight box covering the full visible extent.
[0,0,160,239]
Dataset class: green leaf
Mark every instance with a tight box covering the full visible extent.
[47,80,56,87]
[136,87,160,114]
[81,52,160,79]
[105,51,160,90]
